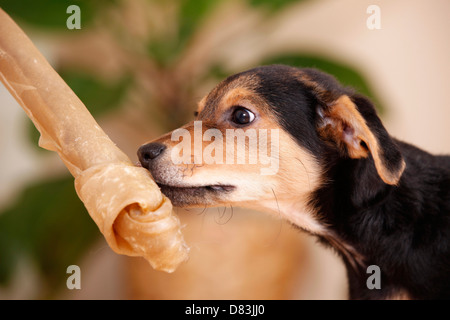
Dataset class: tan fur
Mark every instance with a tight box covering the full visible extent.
[126,208,310,299]
[387,290,411,300]
[296,71,341,104]
[197,95,207,114]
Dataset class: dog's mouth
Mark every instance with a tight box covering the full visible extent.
[157,183,235,193]
[156,182,235,207]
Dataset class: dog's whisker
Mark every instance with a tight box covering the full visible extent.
[271,187,281,219]
[220,206,227,219]
[223,205,234,224]
[214,207,223,225]
[295,157,311,191]
[199,204,208,215]
[215,206,226,223]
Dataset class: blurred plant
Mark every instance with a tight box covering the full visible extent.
[0,0,383,297]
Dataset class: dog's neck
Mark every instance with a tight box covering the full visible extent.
[255,189,369,271]
[309,154,408,299]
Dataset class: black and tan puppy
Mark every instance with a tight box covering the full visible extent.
[138,65,450,300]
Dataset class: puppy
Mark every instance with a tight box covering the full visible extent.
[137,65,450,300]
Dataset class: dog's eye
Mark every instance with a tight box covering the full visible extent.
[232,107,255,125]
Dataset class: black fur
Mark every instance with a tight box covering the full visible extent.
[250,65,450,299]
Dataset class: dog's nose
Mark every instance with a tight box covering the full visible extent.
[138,142,166,168]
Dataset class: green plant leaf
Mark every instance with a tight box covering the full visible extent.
[261,54,384,113]
[0,175,99,296]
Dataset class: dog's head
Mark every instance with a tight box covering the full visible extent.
[137,65,405,233]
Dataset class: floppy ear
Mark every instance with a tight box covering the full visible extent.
[316,94,406,185]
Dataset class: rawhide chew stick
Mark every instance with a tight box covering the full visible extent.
[0,9,189,272]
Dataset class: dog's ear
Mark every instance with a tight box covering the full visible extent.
[316,94,406,185]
